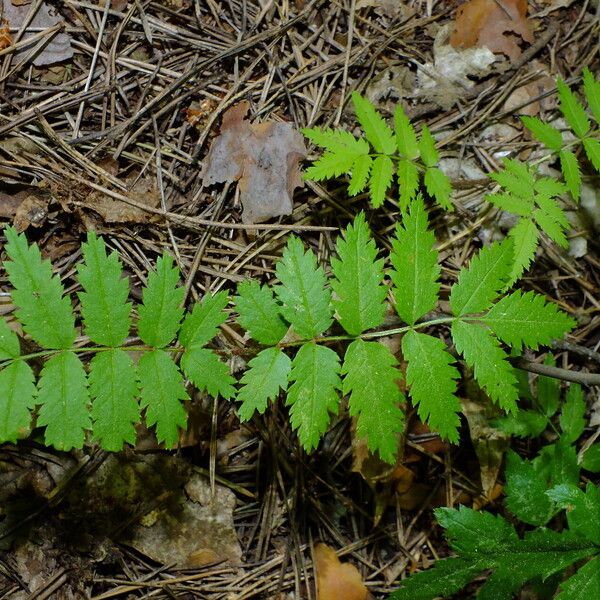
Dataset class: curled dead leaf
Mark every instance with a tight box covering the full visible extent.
[202,101,307,224]
[450,0,533,60]
[314,543,368,600]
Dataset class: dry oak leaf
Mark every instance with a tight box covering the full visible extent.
[314,543,368,600]
[450,0,534,60]
[202,101,307,224]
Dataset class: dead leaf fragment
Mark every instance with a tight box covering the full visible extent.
[0,19,11,50]
[450,0,534,60]
[2,0,73,66]
[314,543,368,600]
[202,101,307,224]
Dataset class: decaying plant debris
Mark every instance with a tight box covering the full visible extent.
[0,0,598,598]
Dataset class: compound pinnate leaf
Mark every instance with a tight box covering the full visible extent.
[394,104,419,159]
[287,342,340,452]
[37,351,90,450]
[402,331,461,442]
[78,232,131,347]
[418,125,438,167]
[424,167,453,210]
[557,78,590,139]
[451,320,518,412]
[351,92,396,155]
[179,291,228,349]
[483,290,575,350]
[505,449,555,526]
[450,240,513,316]
[560,149,582,201]
[582,67,600,124]
[583,138,600,173]
[521,116,563,152]
[302,127,370,156]
[556,555,600,600]
[508,218,539,283]
[397,159,419,210]
[275,237,332,339]
[235,280,287,345]
[0,318,20,360]
[342,339,404,463]
[89,349,139,451]
[181,347,235,399]
[139,349,188,448]
[491,159,535,198]
[369,155,394,208]
[237,347,291,421]
[0,361,36,443]
[138,254,185,348]
[348,154,372,195]
[330,213,386,335]
[390,196,440,325]
[3,227,76,350]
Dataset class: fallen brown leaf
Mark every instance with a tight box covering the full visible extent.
[314,543,368,600]
[450,0,533,60]
[0,19,11,50]
[202,101,307,224]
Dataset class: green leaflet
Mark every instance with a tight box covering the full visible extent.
[451,320,518,411]
[402,331,460,442]
[89,349,139,451]
[418,125,438,167]
[237,347,291,421]
[180,347,235,399]
[424,167,452,210]
[78,232,131,347]
[369,155,394,208]
[394,104,419,159]
[397,159,419,210]
[139,349,188,448]
[559,149,582,201]
[583,137,600,172]
[330,212,386,335]
[556,555,600,600]
[303,150,356,181]
[390,196,440,325]
[287,342,340,452]
[302,127,370,156]
[583,67,600,124]
[449,240,513,316]
[351,91,396,154]
[179,291,228,348]
[483,290,575,350]
[537,355,560,417]
[4,227,76,350]
[521,116,563,152]
[137,254,185,348]
[557,78,590,139]
[342,339,404,462]
[0,361,36,443]
[508,218,539,283]
[581,444,600,473]
[548,483,600,545]
[348,154,372,195]
[275,236,332,339]
[0,317,20,360]
[234,280,287,345]
[37,351,90,450]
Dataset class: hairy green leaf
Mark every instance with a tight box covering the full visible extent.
[557,78,590,139]
[534,208,568,247]
[424,167,452,210]
[450,240,513,316]
[397,159,420,210]
[486,192,532,216]
[78,232,131,347]
[369,155,394,208]
[548,483,600,545]
[581,444,600,473]
[390,196,440,325]
[556,555,600,600]
[235,280,287,345]
[37,351,90,450]
[139,349,188,448]
[302,127,370,155]
[4,227,76,350]
[331,213,386,335]
[418,125,438,167]
[559,149,582,201]
[351,92,396,154]
[275,237,332,338]
[287,342,340,452]
[303,151,356,181]
[394,105,419,159]
[521,116,563,152]
[137,254,185,347]
[508,218,539,283]
[237,347,291,421]
[583,137,600,172]
[342,339,404,462]
[89,349,139,451]
[0,361,36,443]
[490,159,535,198]
[179,291,228,348]
[181,347,235,399]
[451,320,518,411]
[492,409,548,438]
[348,154,372,195]
[0,318,20,360]
[402,331,460,442]
[483,290,575,350]
[582,67,600,124]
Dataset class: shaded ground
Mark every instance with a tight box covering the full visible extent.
[0,0,598,598]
